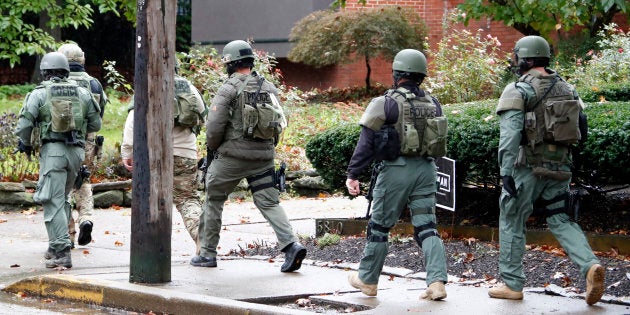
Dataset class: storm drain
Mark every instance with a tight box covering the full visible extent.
[241,294,373,313]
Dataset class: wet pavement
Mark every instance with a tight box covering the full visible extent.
[1,197,629,314]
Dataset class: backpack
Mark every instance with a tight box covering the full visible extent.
[388,87,447,158]
[520,74,582,146]
[237,75,285,140]
[174,76,205,128]
[68,71,106,115]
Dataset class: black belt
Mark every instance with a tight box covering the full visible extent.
[42,139,84,148]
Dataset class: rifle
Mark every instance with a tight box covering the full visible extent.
[364,162,383,219]
[276,161,287,192]
[74,165,91,189]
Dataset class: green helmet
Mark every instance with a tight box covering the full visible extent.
[221,40,254,64]
[514,36,550,59]
[392,49,427,75]
[40,52,70,72]
[57,43,85,64]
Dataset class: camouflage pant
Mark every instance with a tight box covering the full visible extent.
[173,156,203,246]
[68,133,98,243]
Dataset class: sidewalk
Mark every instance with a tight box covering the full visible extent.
[1,197,628,314]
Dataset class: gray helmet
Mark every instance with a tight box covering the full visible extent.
[40,52,70,72]
[221,40,254,64]
[57,43,85,64]
[514,36,550,59]
[392,49,427,75]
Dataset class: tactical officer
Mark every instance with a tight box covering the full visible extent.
[14,52,102,268]
[58,42,108,248]
[490,35,604,305]
[191,40,307,272]
[121,65,207,252]
[346,49,448,300]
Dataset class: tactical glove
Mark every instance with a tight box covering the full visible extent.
[501,175,517,197]
[15,140,33,161]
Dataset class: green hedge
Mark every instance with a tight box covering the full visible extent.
[306,101,630,192]
[578,83,630,103]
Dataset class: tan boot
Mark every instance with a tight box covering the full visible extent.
[585,264,605,305]
[348,272,377,296]
[488,283,523,300]
[420,281,447,300]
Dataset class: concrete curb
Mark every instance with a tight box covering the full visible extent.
[3,274,313,315]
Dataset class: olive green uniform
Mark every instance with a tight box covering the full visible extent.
[200,71,297,258]
[496,69,600,292]
[14,78,101,254]
[347,83,448,286]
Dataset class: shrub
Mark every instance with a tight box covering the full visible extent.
[0,84,36,99]
[316,233,341,249]
[425,9,511,104]
[0,113,39,182]
[305,123,369,191]
[568,23,630,98]
[575,102,630,183]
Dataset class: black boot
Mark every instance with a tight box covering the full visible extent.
[78,220,93,246]
[45,247,72,268]
[44,247,55,260]
[280,242,307,272]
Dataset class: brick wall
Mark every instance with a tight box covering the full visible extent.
[282,0,628,90]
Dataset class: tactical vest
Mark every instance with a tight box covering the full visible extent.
[37,79,87,141]
[518,72,580,180]
[227,74,284,142]
[173,76,204,128]
[68,71,102,106]
[387,87,447,158]
[520,72,581,147]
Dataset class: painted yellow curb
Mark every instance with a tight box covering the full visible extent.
[3,274,105,304]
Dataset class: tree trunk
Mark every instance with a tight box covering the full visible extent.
[32,9,62,83]
[365,54,371,92]
[129,0,177,284]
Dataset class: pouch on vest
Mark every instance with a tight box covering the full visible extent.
[239,77,284,140]
[401,123,420,154]
[174,77,202,128]
[46,83,83,134]
[544,99,581,144]
[423,116,448,157]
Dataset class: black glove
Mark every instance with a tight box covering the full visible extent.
[501,175,517,197]
[15,140,33,161]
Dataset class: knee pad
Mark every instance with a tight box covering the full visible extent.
[413,222,440,246]
[535,193,570,218]
[367,221,390,242]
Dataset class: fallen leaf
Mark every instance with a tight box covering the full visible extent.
[42,298,54,303]
[10,264,20,268]
[16,291,27,298]
[104,230,110,234]
[388,275,395,281]
[114,241,124,246]
[82,250,90,254]
[0,219,7,223]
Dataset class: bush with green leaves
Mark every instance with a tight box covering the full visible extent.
[0,113,39,182]
[0,84,36,99]
[576,102,630,183]
[567,23,630,100]
[425,10,512,105]
[305,123,368,191]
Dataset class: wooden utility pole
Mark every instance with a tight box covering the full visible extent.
[129,0,177,283]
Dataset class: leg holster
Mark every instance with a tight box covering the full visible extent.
[534,192,571,219]
[247,168,275,193]
[413,222,440,246]
[366,221,390,242]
